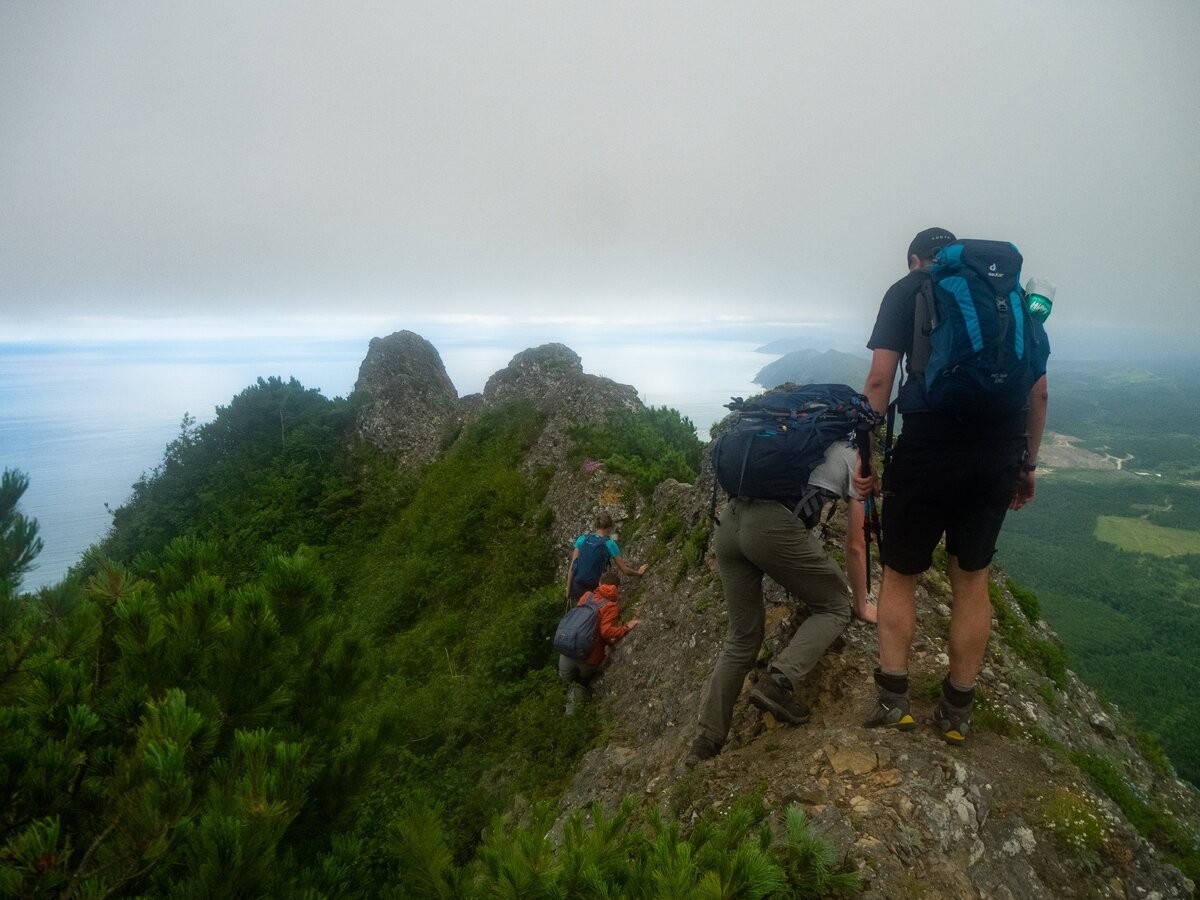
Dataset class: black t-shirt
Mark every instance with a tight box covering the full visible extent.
[867,269,927,371]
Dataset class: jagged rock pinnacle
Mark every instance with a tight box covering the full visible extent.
[353,330,459,466]
[483,343,641,424]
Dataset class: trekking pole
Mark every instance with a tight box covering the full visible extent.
[855,427,877,595]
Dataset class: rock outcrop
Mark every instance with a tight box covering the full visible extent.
[481,343,645,550]
[482,343,640,425]
[352,330,459,467]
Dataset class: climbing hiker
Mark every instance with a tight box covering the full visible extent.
[555,572,640,714]
[686,385,880,767]
[857,228,1050,745]
[565,511,648,601]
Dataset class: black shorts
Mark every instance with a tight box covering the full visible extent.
[880,427,1025,575]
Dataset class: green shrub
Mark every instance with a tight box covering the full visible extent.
[1034,787,1109,871]
[1071,751,1200,882]
[569,406,704,498]
[1006,577,1042,622]
[384,796,860,898]
[972,695,1018,737]
[1036,681,1059,709]
[1133,727,1174,780]
[989,582,1069,687]
[683,524,711,569]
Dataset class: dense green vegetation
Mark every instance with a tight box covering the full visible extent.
[391,797,859,898]
[5,385,861,897]
[569,406,704,498]
[992,359,1200,788]
[998,475,1200,785]
[3,466,370,894]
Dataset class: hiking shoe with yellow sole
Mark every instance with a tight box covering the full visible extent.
[863,691,916,731]
[748,677,811,725]
[934,699,971,745]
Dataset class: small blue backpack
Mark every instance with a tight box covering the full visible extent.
[913,240,1050,416]
[553,593,609,660]
[570,532,611,592]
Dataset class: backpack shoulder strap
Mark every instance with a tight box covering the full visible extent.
[910,275,936,378]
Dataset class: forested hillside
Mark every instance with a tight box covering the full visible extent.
[2,338,1197,898]
[998,474,1200,785]
[995,359,1200,786]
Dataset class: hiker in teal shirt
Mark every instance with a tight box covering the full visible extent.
[566,511,648,600]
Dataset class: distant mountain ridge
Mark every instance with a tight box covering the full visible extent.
[754,347,870,389]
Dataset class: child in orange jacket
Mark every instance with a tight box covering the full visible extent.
[558,572,640,714]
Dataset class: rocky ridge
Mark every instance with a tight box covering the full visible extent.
[353,330,460,467]
[359,332,1198,899]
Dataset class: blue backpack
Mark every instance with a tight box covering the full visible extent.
[553,593,609,660]
[710,384,880,522]
[570,532,611,592]
[912,240,1050,416]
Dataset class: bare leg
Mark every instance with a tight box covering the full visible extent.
[946,556,992,685]
[845,500,876,623]
[877,567,919,673]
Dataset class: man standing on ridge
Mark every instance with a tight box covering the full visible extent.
[856,227,1049,744]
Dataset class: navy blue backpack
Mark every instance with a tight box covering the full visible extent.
[913,240,1050,416]
[570,533,611,593]
[710,384,880,521]
[553,593,609,660]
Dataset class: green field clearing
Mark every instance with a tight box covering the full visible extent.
[1095,516,1200,557]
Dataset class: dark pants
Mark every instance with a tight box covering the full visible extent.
[697,498,851,745]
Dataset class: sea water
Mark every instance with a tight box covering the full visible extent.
[1,328,774,589]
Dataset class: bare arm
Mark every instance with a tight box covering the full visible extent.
[615,556,648,576]
[1011,373,1049,510]
[844,499,875,622]
[565,548,579,596]
[853,348,901,498]
[864,348,901,422]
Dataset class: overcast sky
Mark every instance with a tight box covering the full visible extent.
[2,2,1198,349]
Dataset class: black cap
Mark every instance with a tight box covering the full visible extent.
[907,227,956,264]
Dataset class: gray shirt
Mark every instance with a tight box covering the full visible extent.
[807,440,857,501]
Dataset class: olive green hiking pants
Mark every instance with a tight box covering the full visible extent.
[697,498,851,745]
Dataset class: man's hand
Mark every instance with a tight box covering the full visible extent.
[636,563,648,576]
[1010,470,1036,510]
[852,470,879,501]
[628,619,641,628]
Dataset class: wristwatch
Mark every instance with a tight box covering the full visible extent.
[1020,463,1037,473]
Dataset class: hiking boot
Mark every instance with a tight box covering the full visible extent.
[863,690,916,731]
[934,698,972,745]
[683,734,722,769]
[748,677,811,725]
